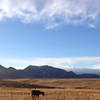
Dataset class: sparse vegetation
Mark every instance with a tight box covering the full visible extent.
[0,79,100,100]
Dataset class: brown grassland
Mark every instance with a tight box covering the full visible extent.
[0,78,100,100]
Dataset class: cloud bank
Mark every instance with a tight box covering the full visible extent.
[0,57,100,70]
[92,64,100,70]
[0,0,100,28]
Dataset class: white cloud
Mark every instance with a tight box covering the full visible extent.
[0,0,38,22]
[0,0,100,28]
[46,23,59,29]
[0,57,100,70]
[68,57,100,63]
[92,64,100,70]
[89,24,96,28]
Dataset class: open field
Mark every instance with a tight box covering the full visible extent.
[0,79,100,100]
[2,78,100,89]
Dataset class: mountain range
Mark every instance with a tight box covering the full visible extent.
[0,65,100,78]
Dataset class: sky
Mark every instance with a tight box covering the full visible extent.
[0,0,100,70]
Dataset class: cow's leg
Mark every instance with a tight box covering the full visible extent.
[37,95,39,100]
[32,95,35,100]
[35,95,37,100]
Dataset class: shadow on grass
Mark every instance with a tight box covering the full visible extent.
[0,80,56,89]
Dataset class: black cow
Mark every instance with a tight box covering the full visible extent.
[31,90,45,100]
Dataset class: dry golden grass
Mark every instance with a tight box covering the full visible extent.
[2,78,100,89]
[0,79,100,100]
[0,88,100,100]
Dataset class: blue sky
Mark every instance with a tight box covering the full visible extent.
[0,0,100,70]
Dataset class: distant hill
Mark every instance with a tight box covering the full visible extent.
[73,68,100,74]
[0,65,100,78]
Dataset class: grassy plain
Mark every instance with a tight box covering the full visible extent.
[0,79,100,100]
